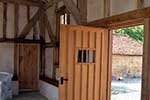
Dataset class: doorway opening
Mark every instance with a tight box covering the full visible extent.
[111,25,144,100]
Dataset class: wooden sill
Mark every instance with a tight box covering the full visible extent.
[12,75,59,87]
[40,75,59,87]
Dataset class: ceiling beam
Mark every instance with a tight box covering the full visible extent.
[0,38,41,43]
[87,7,150,28]
[0,0,44,7]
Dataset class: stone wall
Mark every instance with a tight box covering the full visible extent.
[112,55,143,78]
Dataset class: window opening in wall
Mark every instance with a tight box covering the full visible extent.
[40,6,70,86]
[44,6,70,84]
[60,13,68,24]
[111,25,144,100]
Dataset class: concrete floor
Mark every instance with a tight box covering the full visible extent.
[13,92,48,100]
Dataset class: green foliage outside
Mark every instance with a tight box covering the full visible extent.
[113,25,144,42]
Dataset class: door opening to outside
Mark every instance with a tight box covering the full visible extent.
[111,25,144,100]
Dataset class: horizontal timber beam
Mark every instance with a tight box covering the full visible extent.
[40,75,58,87]
[0,38,42,43]
[0,0,44,7]
[87,7,150,28]
[44,42,58,48]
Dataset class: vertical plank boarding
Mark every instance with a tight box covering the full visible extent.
[59,25,110,100]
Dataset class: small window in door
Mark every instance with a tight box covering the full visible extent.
[76,50,82,63]
[76,49,96,64]
[83,50,89,63]
[89,50,96,63]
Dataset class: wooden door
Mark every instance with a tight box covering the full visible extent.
[19,44,39,91]
[59,25,111,100]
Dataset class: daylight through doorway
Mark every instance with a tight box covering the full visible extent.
[111,25,144,100]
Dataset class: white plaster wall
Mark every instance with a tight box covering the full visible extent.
[47,5,57,35]
[144,0,150,7]
[110,0,137,16]
[12,81,19,95]
[57,1,64,8]
[45,4,57,79]
[19,5,27,35]
[87,0,104,22]
[26,7,39,39]
[7,4,14,38]
[87,0,139,21]
[70,14,77,25]
[39,80,58,100]
[0,4,39,39]
[0,0,150,40]
[45,48,53,78]
[45,29,51,43]
[45,1,78,75]
[0,43,14,74]
[0,3,3,38]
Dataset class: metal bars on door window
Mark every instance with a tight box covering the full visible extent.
[76,49,96,64]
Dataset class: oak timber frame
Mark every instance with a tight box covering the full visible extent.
[0,0,57,86]
[87,7,150,100]
[52,6,70,80]
[0,0,150,99]
[0,0,87,86]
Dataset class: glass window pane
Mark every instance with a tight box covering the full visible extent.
[60,15,65,24]
[89,50,96,63]
[65,13,67,24]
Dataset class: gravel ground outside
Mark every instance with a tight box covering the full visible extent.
[111,78,141,100]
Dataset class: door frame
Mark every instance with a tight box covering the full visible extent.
[59,15,149,100]
[87,8,150,100]
[102,18,148,100]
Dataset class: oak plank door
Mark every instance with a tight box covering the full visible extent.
[19,44,39,91]
[59,25,111,100]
